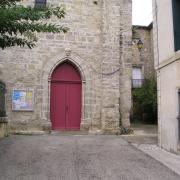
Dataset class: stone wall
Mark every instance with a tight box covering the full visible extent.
[152,0,180,153]
[132,24,155,79]
[0,118,8,138]
[0,0,132,133]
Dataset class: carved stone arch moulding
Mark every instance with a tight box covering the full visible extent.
[48,57,86,83]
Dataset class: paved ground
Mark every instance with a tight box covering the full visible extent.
[0,135,180,180]
[134,144,180,177]
[121,124,180,177]
[122,124,158,145]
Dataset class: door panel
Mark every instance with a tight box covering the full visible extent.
[50,83,66,130]
[51,83,81,130]
[66,83,82,130]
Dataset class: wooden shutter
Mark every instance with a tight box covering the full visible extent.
[172,0,180,51]
[35,0,46,8]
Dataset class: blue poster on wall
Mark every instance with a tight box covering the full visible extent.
[12,90,34,111]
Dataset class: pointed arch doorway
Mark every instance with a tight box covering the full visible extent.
[50,62,82,130]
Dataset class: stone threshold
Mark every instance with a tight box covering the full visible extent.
[12,130,89,136]
[12,130,121,136]
[51,130,89,135]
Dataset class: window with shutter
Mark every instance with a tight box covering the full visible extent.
[172,0,180,51]
[35,0,46,8]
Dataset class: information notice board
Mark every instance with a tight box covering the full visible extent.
[12,90,34,111]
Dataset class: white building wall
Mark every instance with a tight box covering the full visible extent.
[159,61,180,151]
[153,0,180,152]
[154,0,175,63]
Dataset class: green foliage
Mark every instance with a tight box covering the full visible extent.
[119,127,133,135]
[0,0,69,49]
[0,0,20,7]
[132,78,157,124]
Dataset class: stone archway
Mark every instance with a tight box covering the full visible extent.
[41,51,91,131]
[50,61,82,130]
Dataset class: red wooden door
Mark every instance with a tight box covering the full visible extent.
[50,62,82,130]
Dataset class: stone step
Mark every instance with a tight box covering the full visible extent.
[50,130,88,135]
[13,131,46,135]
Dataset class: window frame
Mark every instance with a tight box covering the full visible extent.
[132,66,144,88]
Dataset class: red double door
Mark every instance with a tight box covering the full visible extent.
[50,62,82,130]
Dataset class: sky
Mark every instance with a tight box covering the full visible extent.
[132,0,153,26]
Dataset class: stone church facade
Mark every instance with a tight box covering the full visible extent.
[0,0,132,134]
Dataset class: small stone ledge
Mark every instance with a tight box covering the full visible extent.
[89,129,103,135]
[13,131,47,135]
[99,128,121,135]
[0,117,8,138]
[0,117,8,123]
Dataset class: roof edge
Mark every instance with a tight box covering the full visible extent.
[133,22,153,30]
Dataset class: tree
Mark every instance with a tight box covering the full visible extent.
[132,78,157,124]
[0,0,68,49]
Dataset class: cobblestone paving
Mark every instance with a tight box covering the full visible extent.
[0,135,179,180]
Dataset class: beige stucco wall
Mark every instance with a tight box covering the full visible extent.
[153,0,180,152]
[159,58,180,151]
[153,0,175,65]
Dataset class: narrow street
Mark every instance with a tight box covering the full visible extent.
[0,135,179,180]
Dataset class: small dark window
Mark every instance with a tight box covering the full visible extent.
[35,0,46,8]
[172,0,180,51]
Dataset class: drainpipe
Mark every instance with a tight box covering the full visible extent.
[154,0,162,147]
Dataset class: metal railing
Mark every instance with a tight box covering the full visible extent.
[132,79,144,88]
[35,0,47,8]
